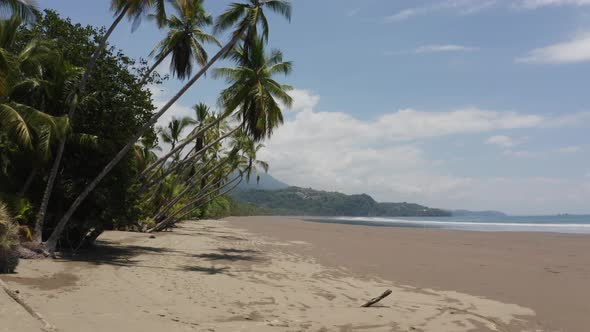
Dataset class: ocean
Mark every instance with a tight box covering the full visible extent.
[303,215,590,234]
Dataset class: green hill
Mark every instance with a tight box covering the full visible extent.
[231,187,451,217]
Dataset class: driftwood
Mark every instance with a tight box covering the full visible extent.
[0,278,57,331]
[361,289,392,307]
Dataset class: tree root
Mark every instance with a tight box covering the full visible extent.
[0,278,57,331]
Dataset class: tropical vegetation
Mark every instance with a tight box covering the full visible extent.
[0,0,294,259]
[0,202,20,273]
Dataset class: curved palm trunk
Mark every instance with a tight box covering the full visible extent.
[44,29,245,253]
[139,49,172,86]
[141,122,242,190]
[18,168,37,196]
[152,158,231,221]
[140,112,238,179]
[167,174,244,227]
[138,121,239,195]
[34,5,131,244]
[148,171,243,232]
[138,155,213,196]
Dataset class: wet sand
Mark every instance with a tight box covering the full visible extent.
[0,219,548,332]
[225,216,590,332]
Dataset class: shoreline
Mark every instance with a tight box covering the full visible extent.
[225,216,590,332]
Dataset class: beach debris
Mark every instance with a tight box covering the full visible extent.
[361,289,392,307]
[0,278,57,331]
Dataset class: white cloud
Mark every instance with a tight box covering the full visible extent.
[147,86,590,214]
[486,135,517,147]
[257,88,590,214]
[149,85,196,130]
[384,1,499,22]
[504,145,581,157]
[286,89,320,112]
[346,8,361,17]
[556,145,582,153]
[518,0,590,9]
[414,44,479,54]
[517,33,590,64]
[385,0,590,22]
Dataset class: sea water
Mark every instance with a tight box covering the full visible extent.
[304,215,590,234]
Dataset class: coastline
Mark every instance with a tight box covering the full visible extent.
[226,216,590,332]
[0,219,550,332]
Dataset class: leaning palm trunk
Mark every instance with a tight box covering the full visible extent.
[148,171,243,232]
[140,122,241,192]
[167,174,244,228]
[138,156,213,196]
[44,28,246,252]
[18,168,37,196]
[140,112,239,179]
[34,5,131,243]
[152,156,231,221]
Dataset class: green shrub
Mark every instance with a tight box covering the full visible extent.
[0,202,20,273]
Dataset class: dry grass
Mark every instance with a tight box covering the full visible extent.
[0,202,20,273]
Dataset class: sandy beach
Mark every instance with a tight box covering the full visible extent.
[1,218,585,332]
[226,216,590,332]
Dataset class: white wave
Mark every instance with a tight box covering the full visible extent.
[329,216,590,229]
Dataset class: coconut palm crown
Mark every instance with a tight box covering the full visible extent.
[214,36,293,141]
[147,0,219,81]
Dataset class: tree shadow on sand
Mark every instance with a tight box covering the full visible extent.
[192,252,261,262]
[56,240,187,268]
[180,265,230,275]
[218,248,260,254]
[56,242,260,275]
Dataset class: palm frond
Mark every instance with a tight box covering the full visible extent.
[0,0,38,23]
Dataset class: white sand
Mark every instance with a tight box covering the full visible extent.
[1,220,540,331]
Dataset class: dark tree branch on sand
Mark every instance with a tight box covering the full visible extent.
[0,278,57,331]
[361,289,392,307]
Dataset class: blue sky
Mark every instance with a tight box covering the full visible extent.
[37,0,590,214]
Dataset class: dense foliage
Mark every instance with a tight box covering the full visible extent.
[231,187,452,217]
[0,0,294,252]
[1,10,158,248]
[0,203,19,272]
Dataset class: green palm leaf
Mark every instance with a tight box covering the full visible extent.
[0,0,38,23]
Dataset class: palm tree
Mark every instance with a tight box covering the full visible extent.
[38,0,172,246]
[138,0,293,178]
[141,0,219,83]
[140,104,211,190]
[214,37,293,141]
[0,17,67,159]
[158,116,196,150]
[151,147,238,222]
[133,136,161,174]
[148,157,245,232]
[0,0,38,23]
[190,102,210,158]
[213,0,291,46]
[111,0,170,30]
[44,0,292,253]
[233,129,269,184]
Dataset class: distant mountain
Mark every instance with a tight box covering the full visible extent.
[231,186,451,217]
[452,210,507,217]
[235,172,290,191]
